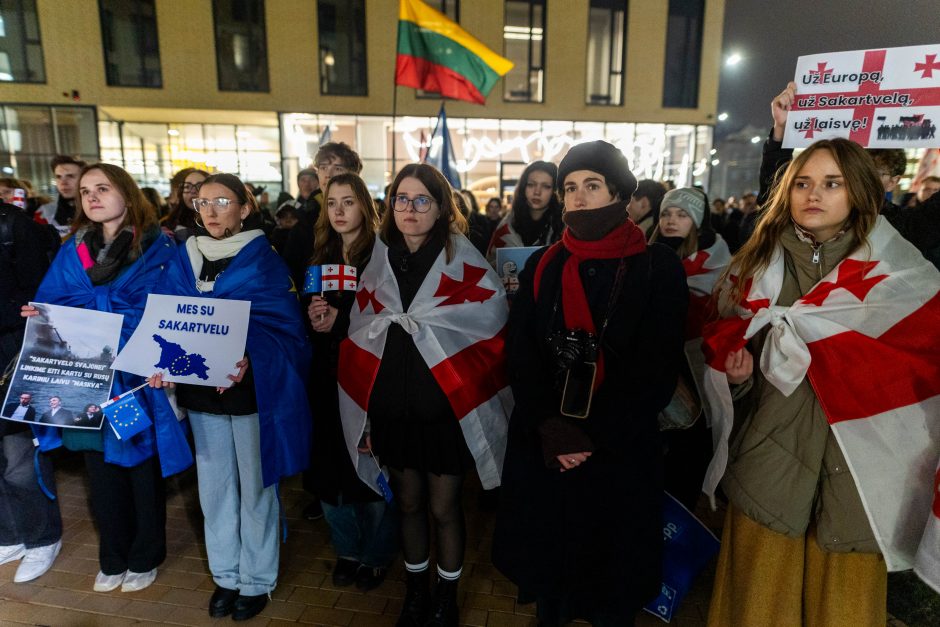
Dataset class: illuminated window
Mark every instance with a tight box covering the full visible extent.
[503,0,545,103]
[318,0,367,96]
[662,0,704,108]
[99,0,162,88]
[0,0,45,83]
[213,0,269,92]
[586,0,627,106]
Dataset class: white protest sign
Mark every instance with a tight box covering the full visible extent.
[783,44,940,149]
[111,294,250,387]
[1,303,123,429]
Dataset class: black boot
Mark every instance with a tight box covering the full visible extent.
[396,569,430,627]
[425,577,459,627]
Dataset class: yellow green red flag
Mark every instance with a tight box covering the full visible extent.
[396,0,514,105]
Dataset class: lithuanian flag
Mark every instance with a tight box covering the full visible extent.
[396,0,514,105]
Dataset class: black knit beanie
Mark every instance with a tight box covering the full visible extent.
[557,141,638,201]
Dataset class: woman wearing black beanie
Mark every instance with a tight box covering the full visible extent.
[493,141,688,625]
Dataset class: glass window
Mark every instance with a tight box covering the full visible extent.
[503,0,545,103]
[0,0,45,83]
[98,0,162,88]
[317,0,367,96]
[662,0,704,109]
[0,105,98,194]
[585,0,627,106]
[213,0,269,92]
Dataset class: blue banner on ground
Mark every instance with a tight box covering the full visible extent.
[643,492,721,623]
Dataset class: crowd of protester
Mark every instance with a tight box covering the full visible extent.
[0,82,939,627]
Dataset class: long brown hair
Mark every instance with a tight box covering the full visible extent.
[163,167,208,229]
[312,173,379,267]
[71,163,158,249]
[722,138,881,303]
[380,163,468,262]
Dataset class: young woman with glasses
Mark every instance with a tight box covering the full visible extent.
[22,163,192,593]
[160,168,208,242]
[149,173,311,621]
[337,164,510,627]
[304,173,398,592]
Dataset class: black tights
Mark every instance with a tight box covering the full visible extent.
[389,468,465,573]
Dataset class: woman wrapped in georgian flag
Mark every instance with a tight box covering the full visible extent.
[337,164,511,627]
[701,138,940,626]
[648,186,731,510]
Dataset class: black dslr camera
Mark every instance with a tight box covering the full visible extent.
[547,329,599,419]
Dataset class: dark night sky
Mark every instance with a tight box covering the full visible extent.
[715,0,940,140]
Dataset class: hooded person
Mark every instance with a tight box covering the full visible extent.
[493,140,688,625]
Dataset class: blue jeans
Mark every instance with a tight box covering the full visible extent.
[189,411,278,596]
[322,498,398,568]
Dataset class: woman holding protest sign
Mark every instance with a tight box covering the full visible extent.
[702,138,940,626]
[304,172,397,592]
[486,161,563,264]
[337,164,510,627]
[148,172,311,621]
[22,163,192,593]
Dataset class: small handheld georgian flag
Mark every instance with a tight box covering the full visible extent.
[322,264,358,291]
[102,393,152,441]
[303,265,323,294]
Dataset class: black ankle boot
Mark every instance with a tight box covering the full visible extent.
[396,569,430,627]
[425,577,459,627]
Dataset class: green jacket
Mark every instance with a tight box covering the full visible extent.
[721,226,879,554]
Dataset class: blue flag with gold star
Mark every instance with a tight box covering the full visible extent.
[102,393,153,441]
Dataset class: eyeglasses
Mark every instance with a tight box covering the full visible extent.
[392,194,435,213]
[192,197,241,213]
[182,183,201,193]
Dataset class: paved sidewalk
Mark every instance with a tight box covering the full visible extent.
[0,450,902,626]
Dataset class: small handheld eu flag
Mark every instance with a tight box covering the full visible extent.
[102,393,152,441]
[303,265,323,294]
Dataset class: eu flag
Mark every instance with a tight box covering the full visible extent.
[103,394,153,441]
[303,265,323,294]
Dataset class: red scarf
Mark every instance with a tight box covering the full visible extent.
[534,221,647,387]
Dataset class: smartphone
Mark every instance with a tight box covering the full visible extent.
[559,361,597,419]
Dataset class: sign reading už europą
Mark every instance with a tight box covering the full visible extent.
[782,44,940,149]
[110,294,250,388]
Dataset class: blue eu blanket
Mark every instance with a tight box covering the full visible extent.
[155,235,312,487]
[33,233,194,477]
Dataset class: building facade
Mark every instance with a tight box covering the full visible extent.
[1,0,725,200]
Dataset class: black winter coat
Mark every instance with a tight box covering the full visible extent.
[493,242,688,618]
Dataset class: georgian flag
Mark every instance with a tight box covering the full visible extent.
[678,235,731,427]
[700,217,940,577]
[338,235,513,494]
[915,456,940,593]
[322,264,358,291]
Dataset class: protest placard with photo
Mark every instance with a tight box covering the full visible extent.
[495,246,540,295]
[110,294,250,387]
[1,303,123,430]
[783,44,940,149]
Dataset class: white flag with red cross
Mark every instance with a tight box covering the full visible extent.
[321,264,358,291]
[783,44,940,149]
[337,235,513,495]
[700,217,940,575]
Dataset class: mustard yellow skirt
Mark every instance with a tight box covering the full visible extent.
[707,505,887,627]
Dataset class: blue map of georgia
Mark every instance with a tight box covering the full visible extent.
[153,334,210,380]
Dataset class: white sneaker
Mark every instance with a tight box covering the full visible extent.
[121,568,157,592]
[0,544,25,566]
[13,540,61,583]
[93,570,126,592]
